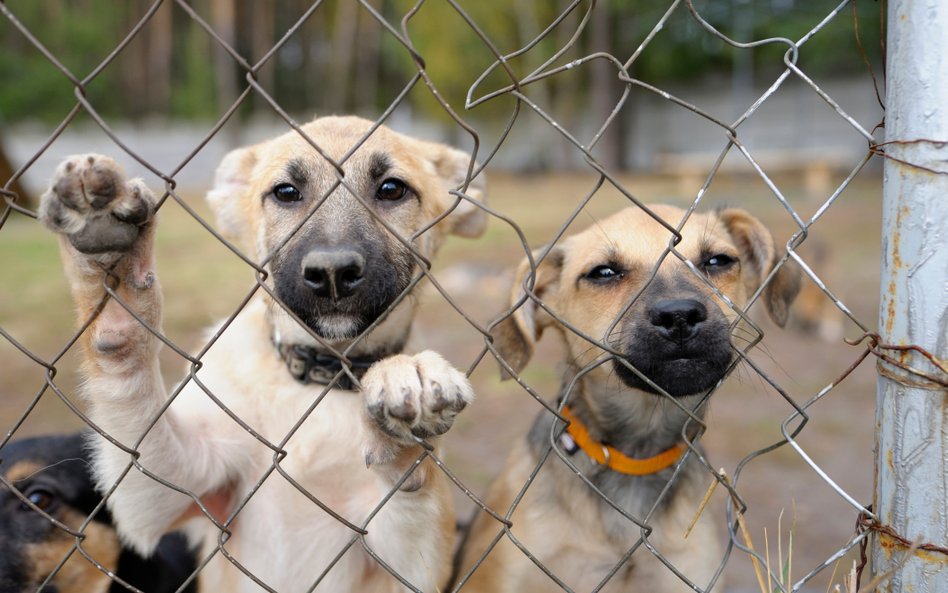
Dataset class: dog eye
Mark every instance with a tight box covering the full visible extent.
[584,265,622,282]
[376,178,409,202]
[703,253,737,272]
[271,183,303,204]
[21,488,55,512]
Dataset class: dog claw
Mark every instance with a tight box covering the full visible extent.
[389,397,417,423]
[114,194,151,225]
[410,426,436,439]
[431,389,452,413]
[451,392,468,413]
[367,398,386,423]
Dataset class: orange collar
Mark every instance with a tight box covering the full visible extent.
[559,405,686,476]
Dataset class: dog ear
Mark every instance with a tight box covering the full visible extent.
[206,146,259,243]
[491,246,565,379]
[719,208,801,327]
[427,145,487,238]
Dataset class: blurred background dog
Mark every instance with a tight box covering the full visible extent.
[0,432,197,593]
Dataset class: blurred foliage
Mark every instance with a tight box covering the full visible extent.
[0,0,884,124]
[0,1,125,120]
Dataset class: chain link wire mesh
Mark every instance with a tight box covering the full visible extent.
[2,1,931,592]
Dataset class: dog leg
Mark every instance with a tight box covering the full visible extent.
[40,155,163,361]
[39,155,234,554]
[358,350,469,589]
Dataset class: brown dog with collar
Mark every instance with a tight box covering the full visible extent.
[38,116,486,592]
[456,205,799,593]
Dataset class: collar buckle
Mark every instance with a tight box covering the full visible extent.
[600,444,611,467]
[559,431,579,455]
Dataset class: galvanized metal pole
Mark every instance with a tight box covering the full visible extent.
[874,1,948,592]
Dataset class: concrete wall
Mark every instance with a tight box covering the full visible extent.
[4,75,883,197]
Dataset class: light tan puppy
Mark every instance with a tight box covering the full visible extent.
[457,205,799,593]
[38,116,486,592]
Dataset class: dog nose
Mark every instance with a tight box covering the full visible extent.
[649,299,708,342]
[301,248,365,300]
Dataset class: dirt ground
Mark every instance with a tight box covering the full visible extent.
[0,168,882,592]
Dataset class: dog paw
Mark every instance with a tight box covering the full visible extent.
[39,154,155,257]
[362,350,473,444]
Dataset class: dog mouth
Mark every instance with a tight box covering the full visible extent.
[612,323,734,397]
[269,239,416,341]
[613,352,732,397]
[299,310,381,341]
[607,296,737,397]
[274,287,401,341]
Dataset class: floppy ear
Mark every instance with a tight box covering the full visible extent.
[491,246,565,379]
[205,145,259,243]
[426,144,487,238]
[719,208,801,327]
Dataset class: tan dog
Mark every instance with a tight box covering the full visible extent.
[457,205,799,593]
[38,116,486,592]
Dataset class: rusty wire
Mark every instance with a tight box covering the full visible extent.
[0,1,934,593]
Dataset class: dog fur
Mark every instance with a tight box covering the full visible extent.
[456,205,800,593]
[0,432,197,593]
[38,116,486,592]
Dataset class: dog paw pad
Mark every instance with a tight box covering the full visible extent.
[39,154,156,257]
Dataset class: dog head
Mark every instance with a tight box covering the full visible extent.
[492,205,800,398]
[0,433,120,593]
[0,434,198,593]
[206,116,487,344]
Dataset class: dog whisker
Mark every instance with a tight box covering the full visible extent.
[12,457,92,484]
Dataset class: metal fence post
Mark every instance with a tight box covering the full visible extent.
[873,1,948,591]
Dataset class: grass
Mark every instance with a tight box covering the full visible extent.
[738,504,910,593]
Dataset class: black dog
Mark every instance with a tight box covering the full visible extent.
[0,433,197,593]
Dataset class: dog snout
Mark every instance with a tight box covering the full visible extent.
[648,299,708,342]
[301,248,366,300]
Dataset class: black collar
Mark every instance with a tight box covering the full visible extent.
[276,343,390,390]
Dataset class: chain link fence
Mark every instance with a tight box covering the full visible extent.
[3,1,939,592]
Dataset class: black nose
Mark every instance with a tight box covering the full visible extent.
[649,299,708,343]
[301,248,365,300]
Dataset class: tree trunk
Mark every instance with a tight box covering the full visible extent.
[514,0,554,170]
[300,0,317,113]
[209,0,238,116]
[145,1,173,114]
[589,1,622,170]
[249,0,275,111]
[354,0,382,114]
[553,0,579,170]
[328,0,359,111]
[121,3,148,118]
[0,140,30,211]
